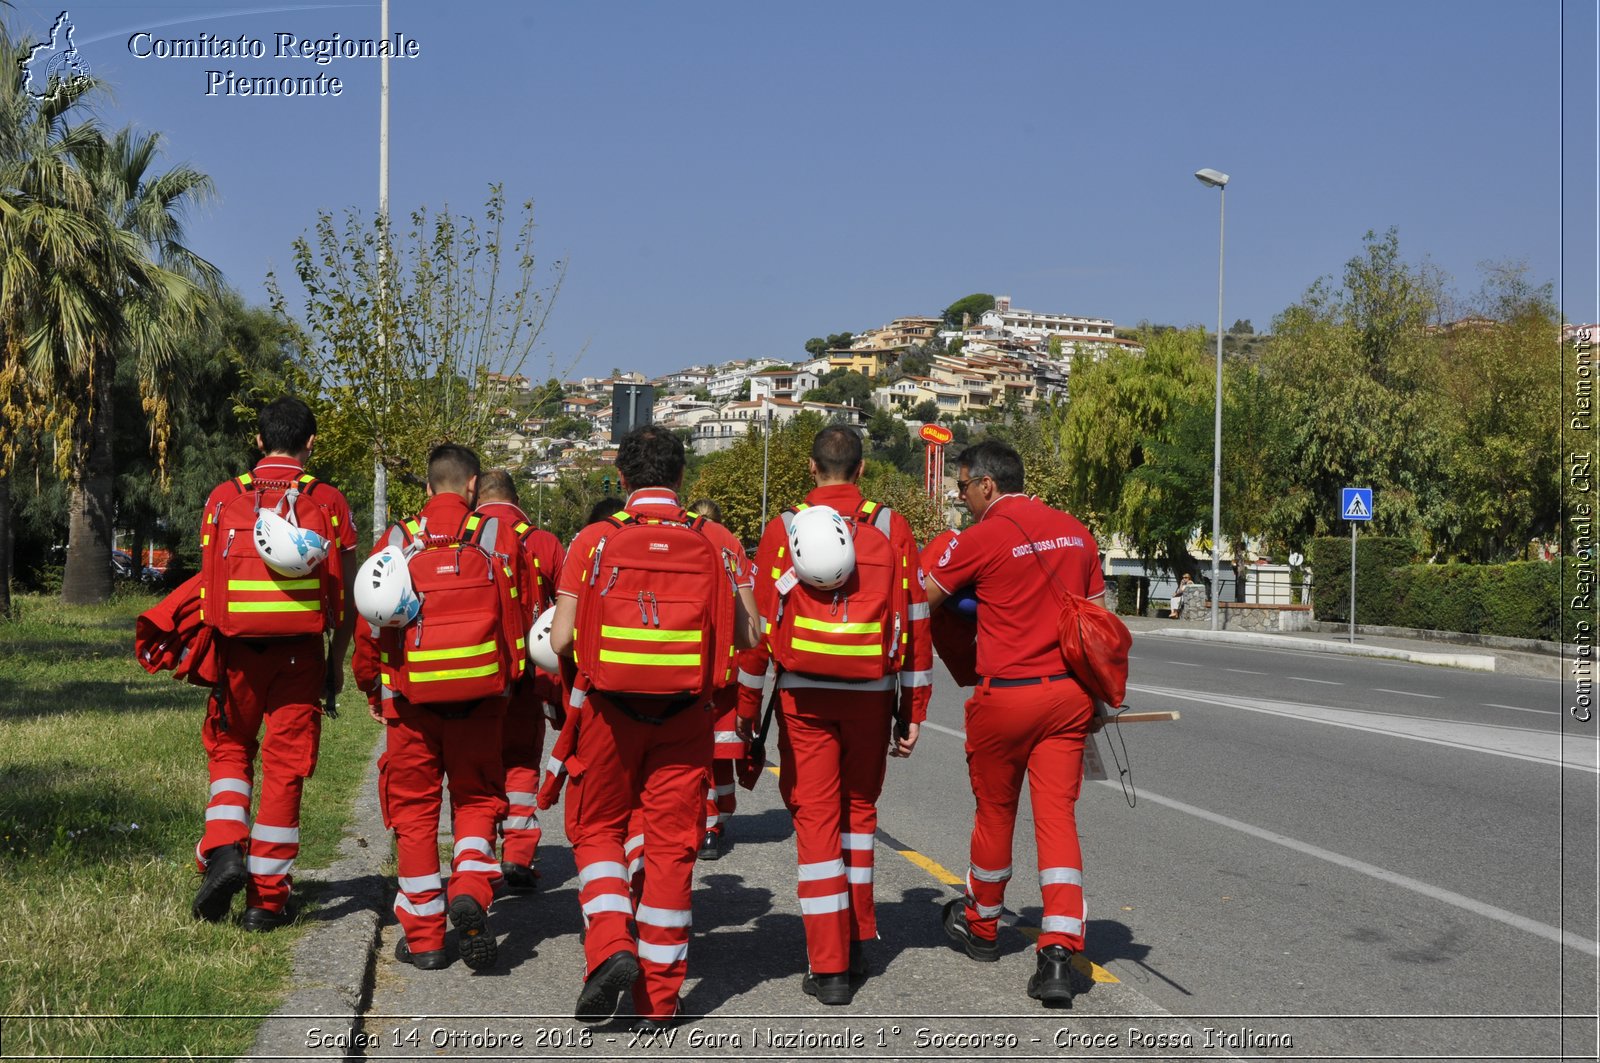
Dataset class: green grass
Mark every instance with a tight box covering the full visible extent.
[0,592,381,1059]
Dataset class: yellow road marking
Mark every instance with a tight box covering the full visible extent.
[754,759,1120,984]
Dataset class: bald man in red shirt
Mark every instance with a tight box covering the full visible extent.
[923,440,1103,1008]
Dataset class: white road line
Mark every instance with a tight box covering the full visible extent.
[1289,676,1342,685]
[1225,668,1267,675]
[1128,683,1598,773]
[1487,702,1559,716]
[921,713,1597,958]
[1375,688,1443,699]
[1093,782,1599,958]
[1169,661,1202,667]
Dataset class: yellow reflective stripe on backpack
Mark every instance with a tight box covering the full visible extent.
[600,625,700,643]
[228,600,320,613]
[792,616,881,635]
[598,649,702,666]
[228,578,321,592]
[236,473,252,487]
[790,638,881,657]
[410,662,501,683]
[407,639,498,663]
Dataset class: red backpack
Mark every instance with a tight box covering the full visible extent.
[382,512,527,706]
[572,507,737,710]
[201,472,343,638]
[769,500,907,681]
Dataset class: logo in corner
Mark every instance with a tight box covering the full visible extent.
[21,11,92,102]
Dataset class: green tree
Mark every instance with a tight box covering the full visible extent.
[1055,328,1213,567]
[266,185,565,527]
[1257,228,1444,548]
[942,293,995,330]
[1421,266,1560,561]
[57,126,217,604]
[910,399,940,423]
[801,367,875,409]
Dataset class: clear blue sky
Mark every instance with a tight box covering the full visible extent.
[14,0,1595,379]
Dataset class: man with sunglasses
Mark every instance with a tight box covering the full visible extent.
[923,440,1104,1008]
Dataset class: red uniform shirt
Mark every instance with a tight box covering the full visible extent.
[557,489,754,602]
[476,499,566,618]
[200,456,357,556]
[927,494,1104,680]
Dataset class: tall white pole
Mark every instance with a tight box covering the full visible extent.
[1209,184,1225,631]
[760,407,772,527]
[372,0,391,538]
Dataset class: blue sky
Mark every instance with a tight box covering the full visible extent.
[11,0,1595,379]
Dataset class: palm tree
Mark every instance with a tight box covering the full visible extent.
[0,22,103,614]
[52,128,217,604]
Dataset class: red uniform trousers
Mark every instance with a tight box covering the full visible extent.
[500,674,552,868]
[704,686,742,836]
[197,635,323,912]
[960,677,1093,953]
[565,694,711,1023]
[775,687,892,976]
[380,697,508,953]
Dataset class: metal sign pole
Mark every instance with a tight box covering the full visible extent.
[1349,522,1358,644]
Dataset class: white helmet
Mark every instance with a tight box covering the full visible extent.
[788,505,855,590]
[527,605,560,673]
[353,547,420,628]
[253,509,330,577]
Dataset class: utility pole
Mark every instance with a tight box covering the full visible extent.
[372,0,391,538]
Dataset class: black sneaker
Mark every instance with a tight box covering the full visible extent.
[394,937,451,970]
[575,950,640,1023]
[941,897,999,962]
[240,904,294,933]
[448,895,497,971]
[801,970,853,1005]
[1027,945,1077,1007]
[191,844,246,922]
[697,829,722,861]
[501,861,540,892]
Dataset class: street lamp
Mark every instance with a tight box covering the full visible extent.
[759,405,775,526]
[1194,167,1228,631]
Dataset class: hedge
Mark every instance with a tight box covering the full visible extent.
[1311,535,1564,640]
[1310,536,1415,625]
[1113,574,1145,616]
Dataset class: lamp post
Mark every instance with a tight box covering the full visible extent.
[372,0,391,539]
[759,405,775,527]
[1194,167,1229,631]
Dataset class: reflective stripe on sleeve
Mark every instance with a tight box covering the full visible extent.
[737,668,766,689]
[903,669,934,687]
[908,602,931,620]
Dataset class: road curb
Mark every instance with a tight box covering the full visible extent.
[244,741,387,1063]
[1137,626,1497,672]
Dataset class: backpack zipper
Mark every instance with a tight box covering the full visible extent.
[222,529,236,558]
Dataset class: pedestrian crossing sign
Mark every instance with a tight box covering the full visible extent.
[1341,487,1373,521]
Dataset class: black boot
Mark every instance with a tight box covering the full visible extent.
[191,844,246,922]
[1027,944,1077,1007]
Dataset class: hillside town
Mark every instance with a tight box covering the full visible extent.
[483,295,1139,481]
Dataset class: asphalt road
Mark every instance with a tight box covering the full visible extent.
[876,633,1598,1060]
[257,633,1597,1062]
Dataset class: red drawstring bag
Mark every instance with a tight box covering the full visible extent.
[1055,592,1131,708]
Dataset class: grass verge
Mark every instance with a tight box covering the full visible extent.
[0,591,381,1059]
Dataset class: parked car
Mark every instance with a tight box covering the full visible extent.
[111,550,165,582]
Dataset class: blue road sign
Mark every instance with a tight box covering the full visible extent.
[1341,487,1373,521]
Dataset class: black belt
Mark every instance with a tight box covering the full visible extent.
[983,672,1073,688]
